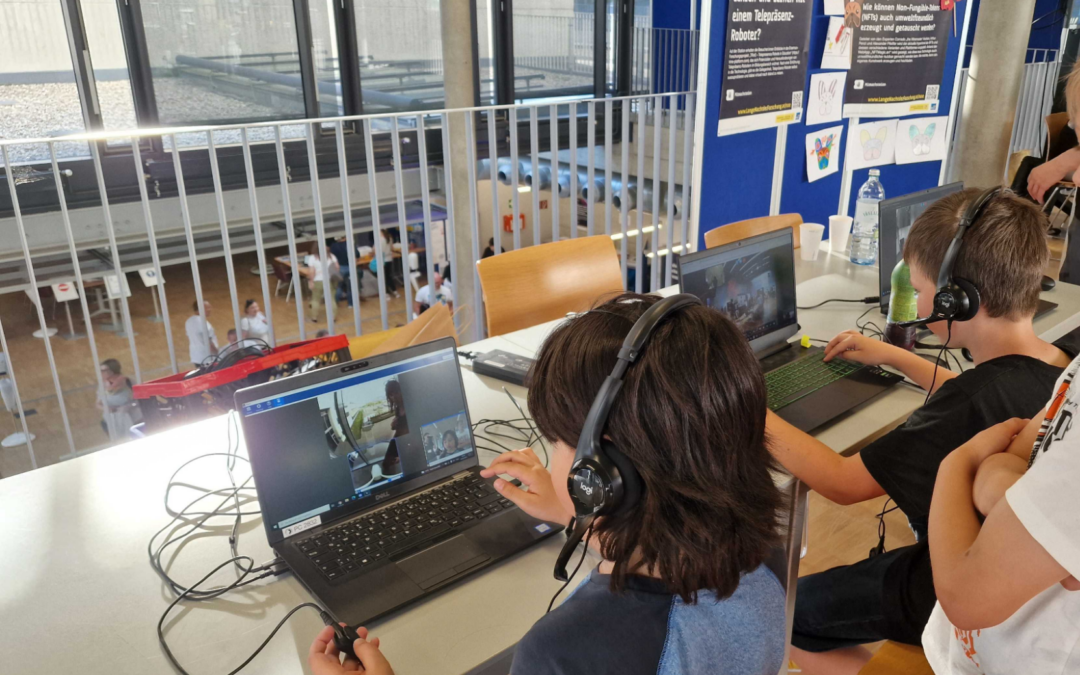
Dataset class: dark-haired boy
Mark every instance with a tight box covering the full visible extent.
[767,188,1077,674]
[309,293,788,675]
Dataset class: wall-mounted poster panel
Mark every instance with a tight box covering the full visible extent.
[842,0,950,118]
[717,0,814,136]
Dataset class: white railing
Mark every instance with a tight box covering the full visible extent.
[0,90,697,475]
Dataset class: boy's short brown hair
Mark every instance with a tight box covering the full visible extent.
[527,293,783,603]
[903,188,1049,319]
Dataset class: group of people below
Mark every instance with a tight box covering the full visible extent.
[309,187,1080,675]
[185,298,271,369]
[305,232,452,324]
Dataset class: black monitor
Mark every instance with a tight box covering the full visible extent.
[678,227,799,355]
[878,182,964,313]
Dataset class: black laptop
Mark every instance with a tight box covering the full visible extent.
[235,338,559,625]
[678,227,903,432]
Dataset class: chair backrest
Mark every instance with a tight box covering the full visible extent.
[476,235,624,337]
[271,258,291,282]
[704,214,804,250]
[1046,112,1071,156]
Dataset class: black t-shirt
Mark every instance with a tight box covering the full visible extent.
[860,339,1077,538]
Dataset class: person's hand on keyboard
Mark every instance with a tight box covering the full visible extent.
[823,330,897,366]
[309,624,395,675]
[481,448,573,524]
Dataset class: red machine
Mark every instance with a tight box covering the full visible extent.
[134,336,351,433]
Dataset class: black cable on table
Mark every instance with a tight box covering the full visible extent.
[798,296,880,311]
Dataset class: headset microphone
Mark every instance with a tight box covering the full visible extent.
[553,294,702,582]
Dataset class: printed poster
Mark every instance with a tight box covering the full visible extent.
[843,0,951,118]
[806,125,844,182]
[717,0,814,136]
[806,71,847,126]
[847,118,898,169]
[895,115,949,164]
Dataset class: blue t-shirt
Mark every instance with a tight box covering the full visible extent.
[511,565,786,675]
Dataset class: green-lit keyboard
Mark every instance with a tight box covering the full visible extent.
[765,354,862,411]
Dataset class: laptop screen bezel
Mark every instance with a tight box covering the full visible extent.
[234,337,478,545]
[878,182,964,312]
[678,227,799,355]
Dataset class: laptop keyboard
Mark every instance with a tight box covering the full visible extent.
[766,353,862,411]
[295,472,514,584]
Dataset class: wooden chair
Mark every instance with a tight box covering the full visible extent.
[271,258,294,302]
[857,642,933,675]
[476,235,624,337]
[704,214,803,250]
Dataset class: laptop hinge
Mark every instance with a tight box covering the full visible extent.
[757,340,793,360]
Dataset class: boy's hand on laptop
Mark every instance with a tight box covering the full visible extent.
[823,330,897,366]
[309,624,395,675]
[481,448,572,524]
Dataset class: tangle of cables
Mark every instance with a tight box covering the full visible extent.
[471,388,550,468]
[149,412,331,675]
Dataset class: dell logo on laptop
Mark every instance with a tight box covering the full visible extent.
[375,492,391,501]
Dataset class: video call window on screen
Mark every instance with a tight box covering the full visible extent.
[421,412,474,468]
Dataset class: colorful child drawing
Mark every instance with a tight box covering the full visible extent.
[910,122,937,156]
[815,134,836,170]
[861,126,889,160]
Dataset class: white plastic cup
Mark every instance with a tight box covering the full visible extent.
[829,215,853,257]
[800,223,826,261]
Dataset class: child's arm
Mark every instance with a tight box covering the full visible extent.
[971,412,1043,515]
[929,418,1072,631]
[823,330,957,394]
[766,410,886,505]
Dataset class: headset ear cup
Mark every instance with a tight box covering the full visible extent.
[601,440,642,515]
[951,277,980,322]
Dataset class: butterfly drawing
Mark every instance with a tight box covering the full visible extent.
[909,123,937,156]
[860,126,889,161]
[815,134,836,170]
[818,78,839,117]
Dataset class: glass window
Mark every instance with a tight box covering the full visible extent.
[309,0,344,117]
[81,0,138,137]
[139,0,307,125]
[0,0,88,164]
[513,0,595,101]
[352,0,444,114]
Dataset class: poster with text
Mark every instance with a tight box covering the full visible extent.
[847,118,898,169]
[806,125,844,182]
[717,0,813,136]
[843,0,951,118]
[895,115,949,164]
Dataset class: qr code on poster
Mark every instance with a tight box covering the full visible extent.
[792,90,804,110]
[925,84,940,101]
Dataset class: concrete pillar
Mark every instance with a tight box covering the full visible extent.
[953,0,1038,187]
[441,0,481,340]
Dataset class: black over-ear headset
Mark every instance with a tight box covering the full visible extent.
[894,186,1001,328]
[553,293,702,581]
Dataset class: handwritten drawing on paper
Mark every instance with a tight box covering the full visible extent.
[895,116,949,164]
[807,72,847,126]
[847,119,898,169]
[806,125,845,183]
[822,17,852,70]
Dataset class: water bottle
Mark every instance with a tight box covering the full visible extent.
[850,169,885,265]
[884,259,917,351]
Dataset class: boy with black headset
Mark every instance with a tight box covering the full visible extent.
[767,188,1078,675]
[308,293,789,675]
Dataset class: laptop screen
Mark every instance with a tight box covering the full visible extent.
[679,228,798,345]
[879,182,963,310]
[239,345,475,539]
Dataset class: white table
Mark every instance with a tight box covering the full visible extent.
[3,254,1080,675]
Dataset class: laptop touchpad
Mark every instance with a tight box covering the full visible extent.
[396,536,491,590]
